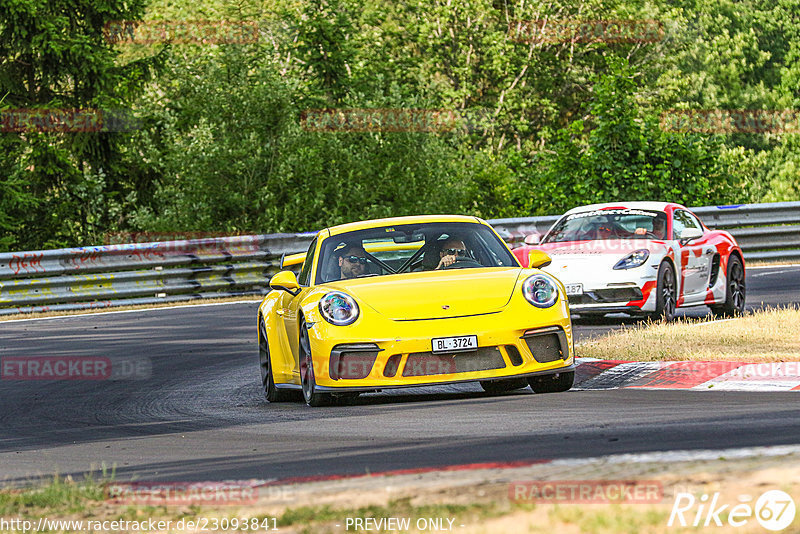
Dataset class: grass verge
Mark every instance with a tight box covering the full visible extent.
[0,477,502,534]
[4,454,800,534]
[0,475,107,517]
[577,306,800,362]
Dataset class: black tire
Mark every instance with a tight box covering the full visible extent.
[259,319,297,402]
[710,255,746,317]
[649,262,677,322]
[528,371,574,393]
[299,319,332,407]
[480,378,529,394]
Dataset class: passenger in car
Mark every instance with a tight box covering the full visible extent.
[337,244,369,279]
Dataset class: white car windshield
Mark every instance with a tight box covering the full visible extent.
[544,209,668,243]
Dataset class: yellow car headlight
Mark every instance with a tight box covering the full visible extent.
[522,274,559,308]
[319,291,360,326]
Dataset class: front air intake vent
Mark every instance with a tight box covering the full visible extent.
[329,343,381,380]
[505,345,523,366]
[402,347,505,377]
[521,327,568,363]
[709,254,721,287]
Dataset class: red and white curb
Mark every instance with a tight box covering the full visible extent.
[575,358,800,391]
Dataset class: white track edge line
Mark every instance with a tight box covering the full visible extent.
[549,444,800,466]
[747,263,800,270]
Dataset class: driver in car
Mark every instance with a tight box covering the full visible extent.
[435,237,469,269]
[634,217,667,239]
[338,244,369,279]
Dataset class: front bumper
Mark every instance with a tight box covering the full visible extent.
[566,283,647,314]
[566,280,658,314]
[314,363,576,393]
[303,293,574,390]
[545,261,659,314]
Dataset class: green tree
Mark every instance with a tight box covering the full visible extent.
[531,57,743,212]
[0,0,156,250]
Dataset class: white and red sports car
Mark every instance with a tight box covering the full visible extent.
[513,202,746,320]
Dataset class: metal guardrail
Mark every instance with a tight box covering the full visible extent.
[0,201,798,315]
[0,234,313,315]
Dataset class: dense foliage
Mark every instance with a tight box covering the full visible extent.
[1,0,798,250]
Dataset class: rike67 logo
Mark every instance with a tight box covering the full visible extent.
[669,490,796,531]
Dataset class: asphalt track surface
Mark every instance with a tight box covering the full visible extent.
[1,265,799,484]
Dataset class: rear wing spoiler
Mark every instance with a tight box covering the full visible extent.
[280,252,306,270]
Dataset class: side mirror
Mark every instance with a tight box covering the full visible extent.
[528,249,552,269]
[269,270,301,295]
[524,233,542,245]
[679,228,703,241]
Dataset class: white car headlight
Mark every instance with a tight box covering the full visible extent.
[319,292,360,326]
[613,249,650,270]
[522,274,559,308]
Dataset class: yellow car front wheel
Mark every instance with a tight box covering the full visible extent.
[259,319,296,403]
[299,319,333,407]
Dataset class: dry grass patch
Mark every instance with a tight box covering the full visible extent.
[577,306,800,362]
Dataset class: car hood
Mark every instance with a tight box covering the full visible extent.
[323,268,522,320]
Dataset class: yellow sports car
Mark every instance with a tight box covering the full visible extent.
[258,215,574,406]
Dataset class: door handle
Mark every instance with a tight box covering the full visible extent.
[276,309,285,316]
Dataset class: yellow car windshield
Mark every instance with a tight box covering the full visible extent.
[316,222,517,283]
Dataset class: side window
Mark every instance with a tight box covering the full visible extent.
[672,212,686,240]
[685,211,704,232]
[672,210,700,240]
[297,238,317,286]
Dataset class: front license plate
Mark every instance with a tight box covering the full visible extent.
[565,283,583,296]
[432,335,478,354]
